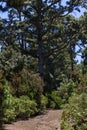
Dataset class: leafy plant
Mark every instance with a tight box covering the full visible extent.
[58,79,76,104]
[2,84,38,123]
[76,74,87,94]
[2,84,16,123]
[40,95,48,110]
[14,96,38,118]
[46,91,62,109]
[61,93,87,130]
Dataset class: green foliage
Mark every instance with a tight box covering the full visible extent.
[11,69,43,96]
[11,68,44,110]
[0,0,86,126]
[0,69,44,123]
[3,96,38,123]
[2,84,16,122]
[61,93,87,130]
[2,84,48,123]
[0,82,4,127]
[76,74,87,94]
[3,108,16,123]
[2,85,38,123]
[0,46,28,80]
[58,80,76,104]
[14,96,38,118]
[0,0,83,92]
[46,91,62,109]
[69,71,87,94]
[71,71,81,83]
[40,95,48,110]
[7,0,25,9]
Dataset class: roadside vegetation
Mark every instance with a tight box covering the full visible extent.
[61,73,87,130]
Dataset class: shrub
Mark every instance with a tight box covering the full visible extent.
[61,93,87,130]
[71,70,81,83]
[58,79,76,104]
[12,69,43,94]
[46,91,62,109]
[3,95,38,123]
[2,85,38,123]
[40,95,48,110]
[11,69,44,107]
[70,72,87,94]
[76,74,87,94]
[14,96,38,118]
[2,84,17,123]
[3,108,16,123]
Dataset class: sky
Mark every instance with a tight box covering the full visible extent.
[72,7,86,18]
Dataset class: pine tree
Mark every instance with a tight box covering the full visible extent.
[0,0,86,82]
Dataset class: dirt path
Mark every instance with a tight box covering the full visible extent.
[4,110,63,130]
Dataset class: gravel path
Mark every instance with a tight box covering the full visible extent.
[4,110,63,130]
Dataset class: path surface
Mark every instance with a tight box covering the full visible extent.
[4,110,63,130]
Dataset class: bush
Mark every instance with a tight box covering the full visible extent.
[40,95,48,110]
[14,96,38,118]
[61,93,87,130]
[58,79,76,104]
[46,91,62,109]
[3,108,16,123]
[3,95,38,123]
[12,69,43,94]
[71,70,81,83]
[2,85,38,123]
[11,69,44,108]
[2,84,17,123]
[70,72,87,94]
[76,74,87,94]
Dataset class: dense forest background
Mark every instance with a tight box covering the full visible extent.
[0,0,87,130]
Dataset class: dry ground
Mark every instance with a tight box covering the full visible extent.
[4,110,63,130]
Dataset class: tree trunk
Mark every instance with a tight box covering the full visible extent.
[37,0,44,80]
[38,41,44,79]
